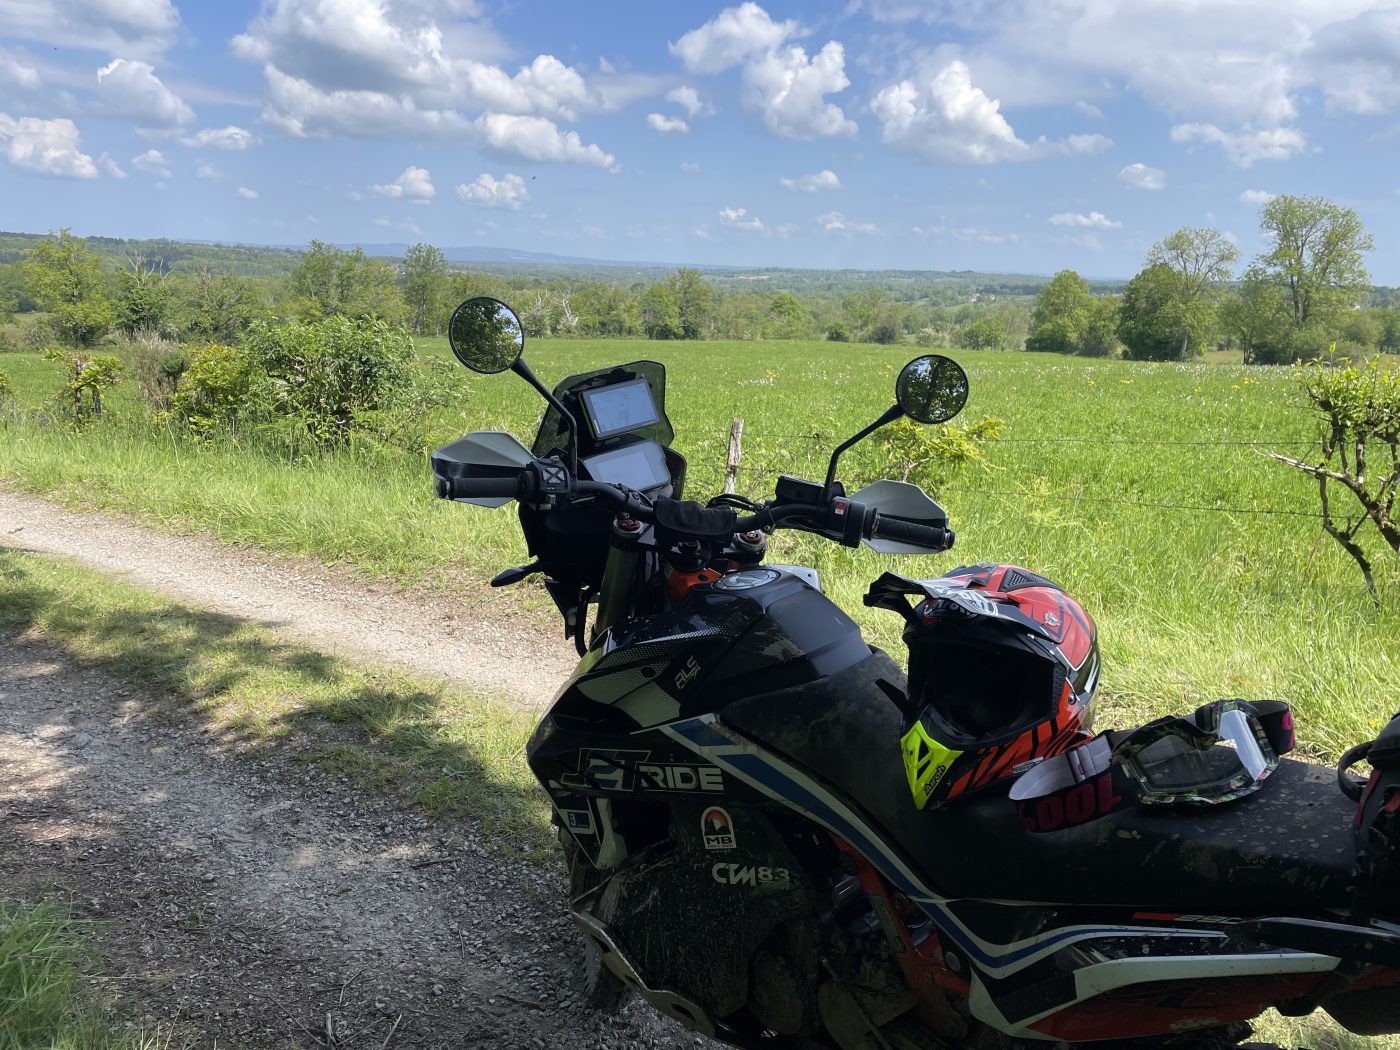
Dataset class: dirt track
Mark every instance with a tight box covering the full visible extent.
[0,490,709,1048]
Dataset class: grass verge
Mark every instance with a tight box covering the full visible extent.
[0,899,167,1050]
[0,548,552,858]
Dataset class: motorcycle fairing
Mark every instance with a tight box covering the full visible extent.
[660,713,1343,1040]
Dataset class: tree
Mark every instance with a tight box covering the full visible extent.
[1219,266,1291,364]
[638,283,681,339]
[1257,195,1373,332]
[953,316,1006,351]
[668,268,717,339]
[1146,227,1238,300]
[1079,297,1120,358]
[1026,270,1092,354]
[764,292,807,339]
[400,243,449,336]
[287,241,406,324]
[178,269,257,343]
[1117,264,1213,361]
[24,229,116,346]
[114,257,172,337]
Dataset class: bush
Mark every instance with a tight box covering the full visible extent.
[825,321,851,342]
[241,316,414,446]
[170,343,259,435]
[43,347,124,421]
[119,333,187,412]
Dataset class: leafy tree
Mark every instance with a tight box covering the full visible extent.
[114,258,172,336]
[1079,297,1120,358]
[638,283,682,339]
[668,268,717,339]
[953,316,1006,351]
[287,241,406,324]
[1376,308,1400,354]
[44,347,123,420]
[1219,266,1291,364]
[1117,263,1213,361]
[178,269,258,343]
[1146,227,1238,299]
[1257,195,1373,332]
[24,229,116,347]
[1025,270,1092,354]
[401,243,449,335]
[825,321,851,342]
[1268,359,1399,601]
[764,292,807,339]
[170,344,260,435]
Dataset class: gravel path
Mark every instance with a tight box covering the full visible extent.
[0,488,576,710]
[0,489,716,1048]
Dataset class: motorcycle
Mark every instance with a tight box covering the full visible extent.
[430,296,1400,1048]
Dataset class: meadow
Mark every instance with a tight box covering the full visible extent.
[1,337,1397,756]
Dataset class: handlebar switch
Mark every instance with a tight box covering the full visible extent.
[776,475,834,505]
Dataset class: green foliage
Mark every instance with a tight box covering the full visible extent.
[1117,263,1213,361]
[1146,227,1238,298]
[825,321,851,342]
[23,229,116,347]
[43,346,124,420]
[1026,270,1093,354]
[114,261,172,336]
[287,240,406,325]
[175,269,259,344]
[1257,194,1373,330]
[1079,297,1120,358]
[668,267,717,339]
[873,415,1006,488]
[954,315,1007,351]
[171,343,260,435]
[1220,266,1292,365]
[401,242,449,336]
[0,364,12,401]
[241,315,414,445]
[638,282,682,339]
[764,292,808,339]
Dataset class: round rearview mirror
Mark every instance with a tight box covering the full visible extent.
[448,297,524,374]
[896,355,969,424]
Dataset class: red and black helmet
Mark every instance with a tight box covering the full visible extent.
[866,564,1101,808]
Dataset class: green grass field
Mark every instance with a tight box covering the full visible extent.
[1,338,1396,755]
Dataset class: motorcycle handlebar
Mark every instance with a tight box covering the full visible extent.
[867,512,954,552]
[436,476,520,500]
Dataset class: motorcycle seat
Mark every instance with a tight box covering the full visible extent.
[919,757,1360,914]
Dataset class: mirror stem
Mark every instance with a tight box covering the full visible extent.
[513,358,579,477]
[824,404,904,498]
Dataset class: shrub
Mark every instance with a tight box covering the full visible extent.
[170,343,260,435]
[43,347,124,421]
[872,415,1006,490]
[0,364,13,400]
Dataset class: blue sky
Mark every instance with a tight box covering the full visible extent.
[4,0,1400,280]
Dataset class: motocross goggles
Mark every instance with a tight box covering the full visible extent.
[1009,699,1294,833]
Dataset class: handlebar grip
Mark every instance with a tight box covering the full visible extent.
[868,513,955,551]
[436,475,521,500]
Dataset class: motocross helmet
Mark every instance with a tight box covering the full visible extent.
[872,564,1101,809]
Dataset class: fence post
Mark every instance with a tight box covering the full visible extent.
[723,418,744,494]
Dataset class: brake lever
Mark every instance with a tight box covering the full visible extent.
[491,561,543,587]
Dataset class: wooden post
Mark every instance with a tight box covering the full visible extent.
[723,418,744,494]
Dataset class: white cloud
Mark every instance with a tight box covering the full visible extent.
[1049,211,1121,229]
[475,112,618,170]
[719,206,764,232]
[1119,162,1167,190]
[0,114,96,177]
[372,165,436,199]
[670,2,796,74]
[195,162,218,178]
[1170,122,1307,167]
[95,59,194,128]
[455,172,528,209]
[666,86,713,118]
[0,46,41,91]
[646,112,689,134]
[871,60,1030,163]
[460,54,598,121]
[1074,100,1103,119]
[1240,188,1277,205]
[179,126,259,150]
[259,66,470,139]
[1061,133,1112,155]
[130,147,171,177]
[97,151,125,178]
[236,186,259,199]
[743,42,856,139]
[817,210,879,235]
[1306,8,1400,114]
[1,0,181,55]
[780,169,841,192]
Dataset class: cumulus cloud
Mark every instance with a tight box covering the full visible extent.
[1048,211,1121,229]
[743,42,856,139]
[2,0,181,55]
[259,66,470,139]
[195,162,218,178]
[666,86,713,118]
[0,114,97,177]
[646,112,689,134]
[1119,162,1167,190]
[372,165,436,199]
[0,47,41,92]
[236,186,259,199]
[475,112,618,170]
[1170,122,1307,167]
[670,2,796,74]
[718,206,764,232]
[1240,188,1277,205]
[97,151,126,178]
[455,172,528,209]
[460,54,598,121]
[95,59,194,128]
[871,60,1031,163]
[179,126,259,150]
[1305,8,1400,114]
[130,147,171,177]
[1074,100,1103,119]
[780,169,840,192]
[817,210,879,235]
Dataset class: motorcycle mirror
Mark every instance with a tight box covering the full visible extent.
[448,296,524,375]
[896,355,969,424]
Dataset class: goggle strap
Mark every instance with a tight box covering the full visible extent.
[1009,734,1141,833]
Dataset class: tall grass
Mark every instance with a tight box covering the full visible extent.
[1,340,1396,754]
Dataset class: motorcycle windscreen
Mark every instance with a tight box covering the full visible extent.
[531,361,673,458]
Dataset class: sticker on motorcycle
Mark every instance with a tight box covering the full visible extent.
[559,749,725,793]
[560,808,596,836]
[711,863,791,887]
[701,806,736,850]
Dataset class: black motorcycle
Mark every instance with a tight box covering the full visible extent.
[431,296,1400,1049]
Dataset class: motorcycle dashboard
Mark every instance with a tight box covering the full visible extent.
[531,361,674,459]
[579,378,660,440]
[581,440,670,492]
